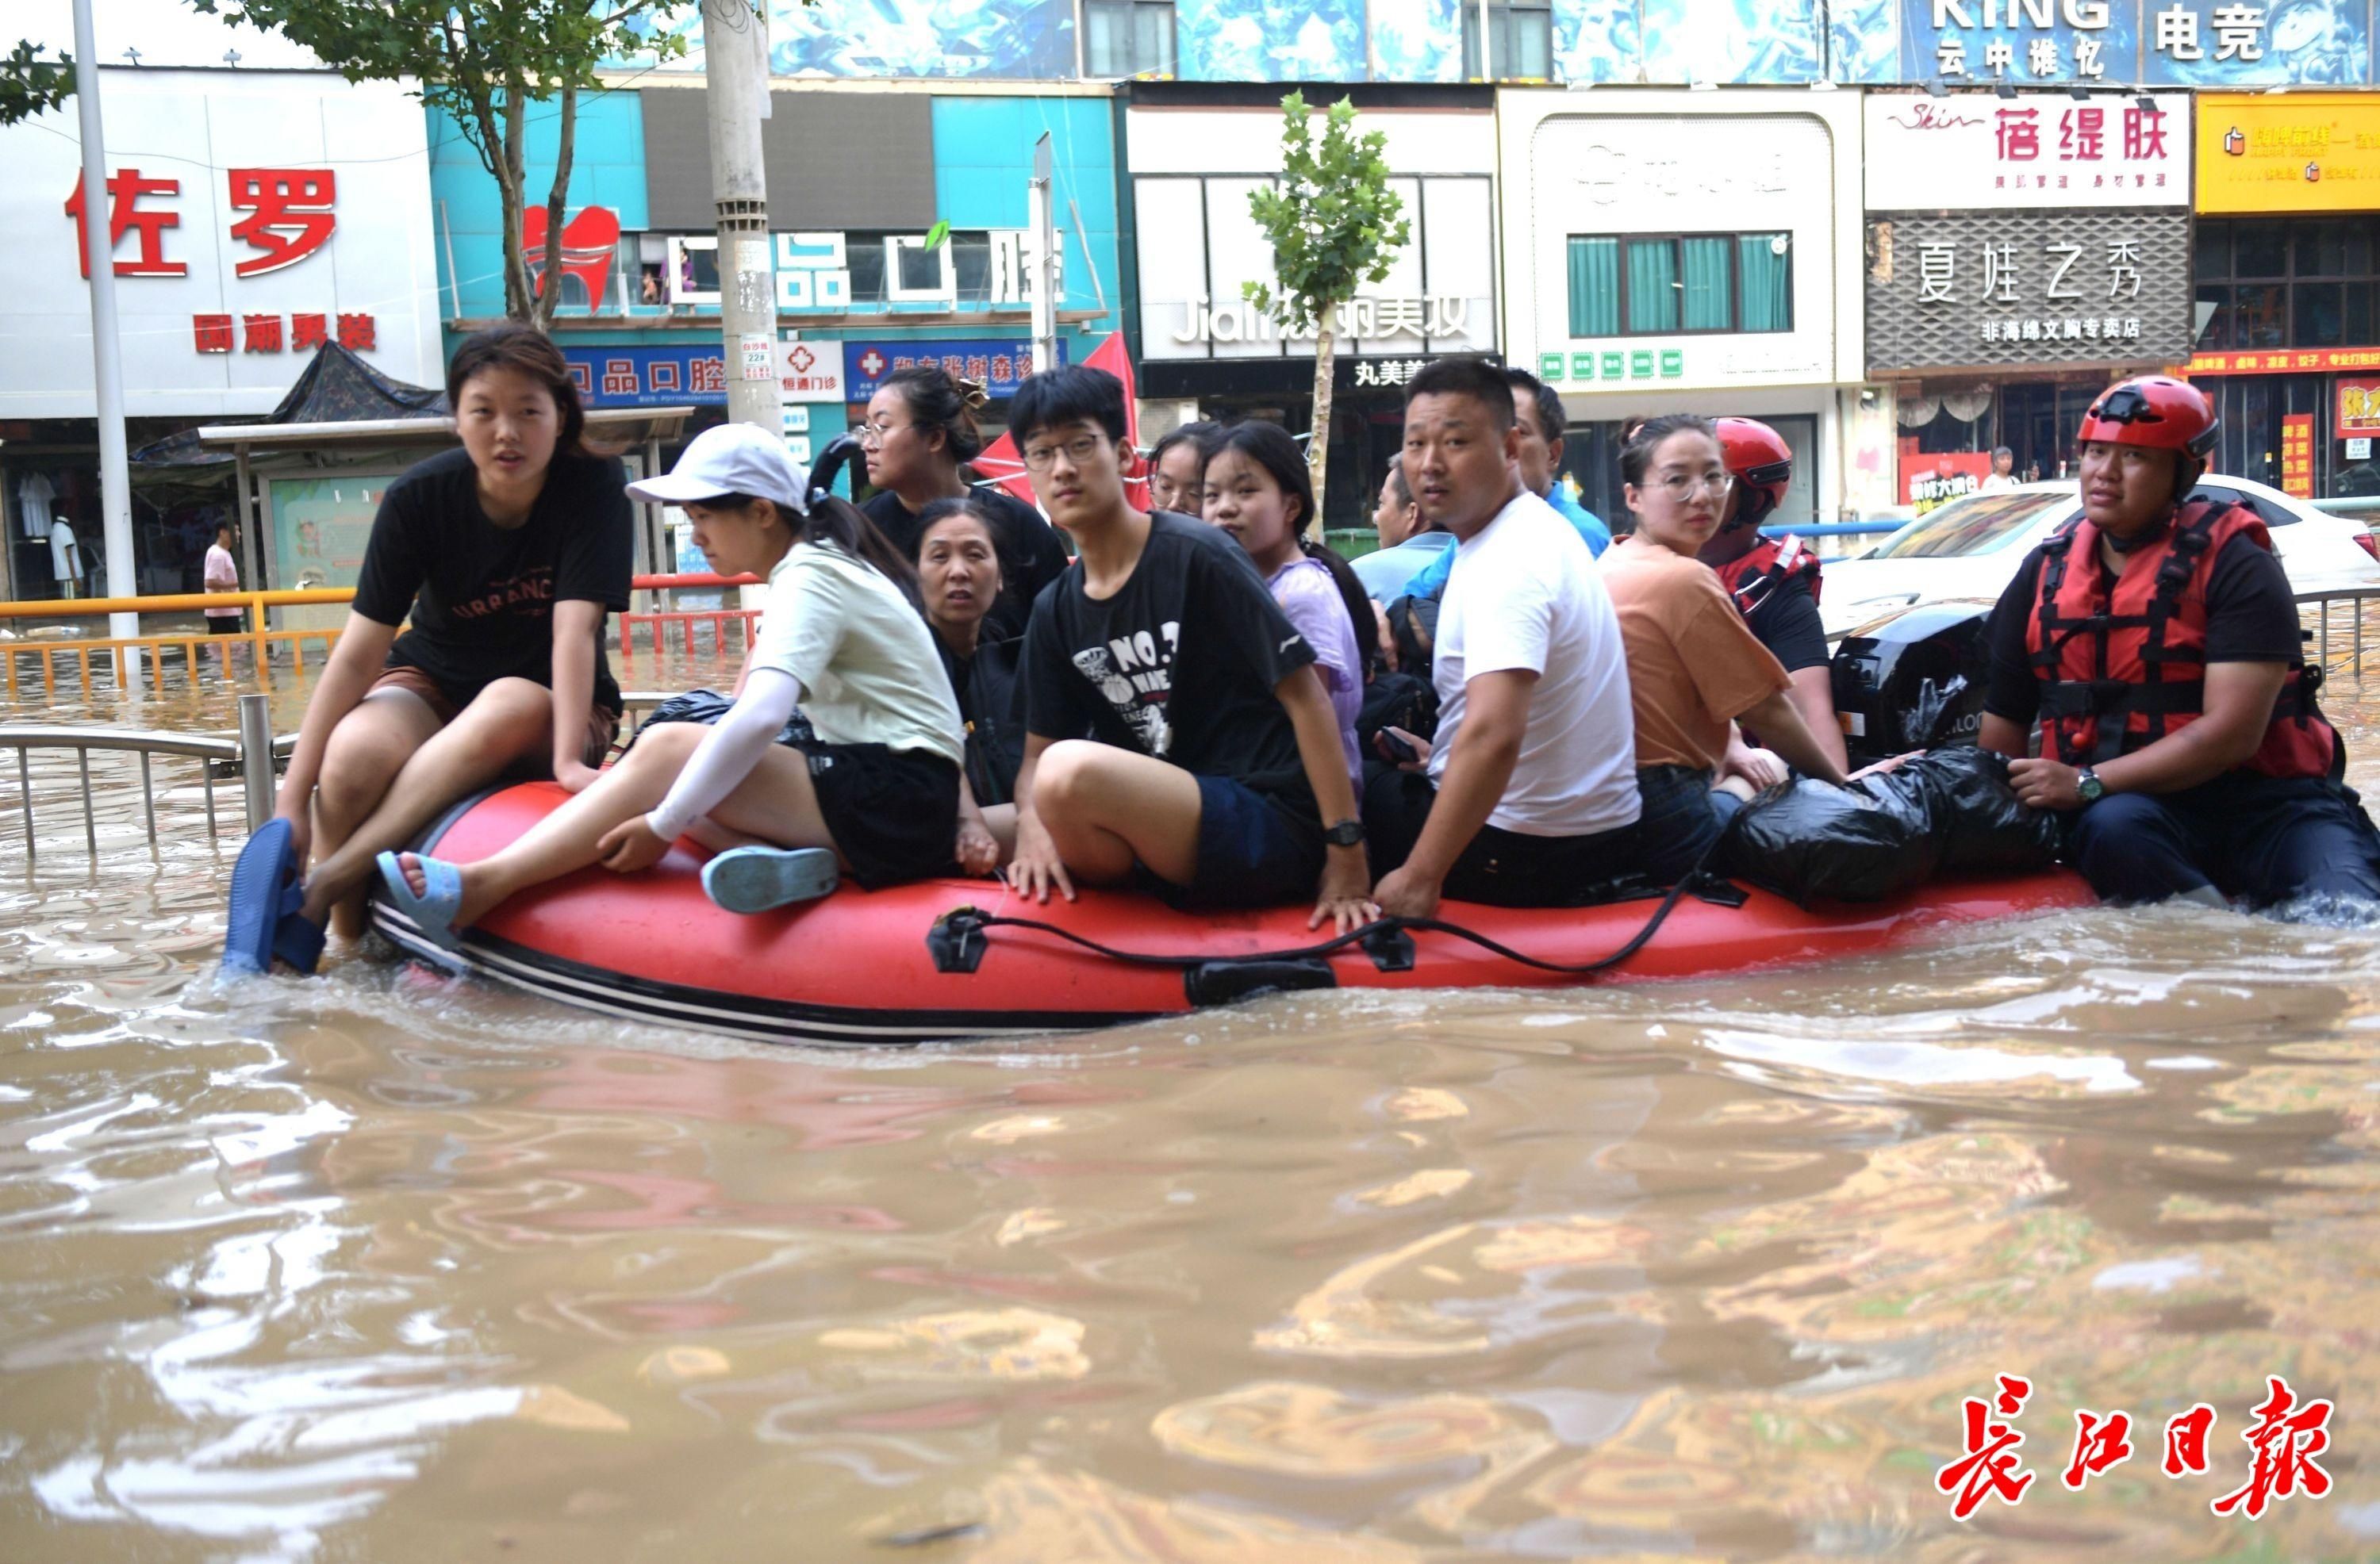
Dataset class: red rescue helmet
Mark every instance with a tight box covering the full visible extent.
[2075,375,2218,457]
[1717,416,1794,531]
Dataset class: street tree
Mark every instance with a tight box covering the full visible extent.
[191,0,701,325]
[1,40,74,126]
[1242,90,1409,535]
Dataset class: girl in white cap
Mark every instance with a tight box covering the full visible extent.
[375,426,966,959]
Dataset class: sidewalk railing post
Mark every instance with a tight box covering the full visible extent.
[237,692,274,832]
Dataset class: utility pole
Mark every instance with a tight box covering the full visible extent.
[701,0,784,431]
[1029,132,1057,374]
[71,0,140,680]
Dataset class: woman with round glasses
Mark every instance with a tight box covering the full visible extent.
[858,363,1069,638]
[1599,414,1852,880]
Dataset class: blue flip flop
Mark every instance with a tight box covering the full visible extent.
[222,818,324,977]
[374,849,470,973]
[701,845,840,914]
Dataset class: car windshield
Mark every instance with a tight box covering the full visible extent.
[1866,489,2072,560]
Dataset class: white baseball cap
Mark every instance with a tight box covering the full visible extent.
[627,422,812,512]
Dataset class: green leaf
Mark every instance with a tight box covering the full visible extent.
[923,219,950,251]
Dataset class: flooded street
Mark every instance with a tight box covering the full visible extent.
[4,667,2379,1561]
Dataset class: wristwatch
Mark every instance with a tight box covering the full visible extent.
[2075,767,2105,805]
[1324,818,1367,849]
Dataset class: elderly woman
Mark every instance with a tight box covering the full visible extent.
[912,496,1031,868]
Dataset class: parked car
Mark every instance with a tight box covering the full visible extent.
[1819,477,2380,639]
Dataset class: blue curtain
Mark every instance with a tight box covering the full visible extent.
[1738,234,1792,332]
[1682,237,1731,331]
[1568,237,1619,338]
[1626,240,1678,334]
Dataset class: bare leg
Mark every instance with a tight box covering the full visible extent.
[405,726,835,926]
[307,688,444,937]
[1031,741,1205,887]
[301,677,555,926]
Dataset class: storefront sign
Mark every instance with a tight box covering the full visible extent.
[566,339,850,408]
[1865,93,2190,210]
[1537,348,1687,384]
[1903,2,2368,87]
[2189,347,2380,374]
[0,70,438,419]
[2197,94,2380,215]
[1134,165,1496,365]
[845,339,1056,400]
[2282,412,2316,497]
[2340,378,2380,436]
[1901,450,1996,514]
[1867,210,2190,374]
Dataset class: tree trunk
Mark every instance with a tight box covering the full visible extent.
[533,84,578,329]
[1307,311,1335,542]
[498,74,532,321]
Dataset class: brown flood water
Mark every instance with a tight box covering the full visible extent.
[3,661,2380,1562]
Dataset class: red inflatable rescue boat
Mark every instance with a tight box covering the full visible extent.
[370,782,2098,1045]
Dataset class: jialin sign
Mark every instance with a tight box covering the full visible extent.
[1866,209,2193,374]
[1864,92,2192,209]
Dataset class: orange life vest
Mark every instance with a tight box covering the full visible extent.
[1714,534,1821,618]
[2024,500,2338,780]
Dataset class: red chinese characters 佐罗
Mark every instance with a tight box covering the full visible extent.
[64,168,187,278]
[228,168,337,277]
[1937,1374,2038,1520]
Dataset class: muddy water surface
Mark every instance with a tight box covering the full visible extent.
[2,672,2378,1561]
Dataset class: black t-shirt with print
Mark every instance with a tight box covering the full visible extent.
[862,485,1071,640]
[939,631,1029,807]
[1023,510,1319,813]
[1745,573,1831,673]
[353,447,633,712]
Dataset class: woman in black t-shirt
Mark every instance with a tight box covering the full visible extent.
[232,324,632,973]
[912,497,1029,870]
[858,363,1068,639]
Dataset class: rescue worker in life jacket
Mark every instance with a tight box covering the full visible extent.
[1977,375,2380,910]
[1699,417,1847,772]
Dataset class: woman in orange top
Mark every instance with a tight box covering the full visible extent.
[1599,415,1852,880]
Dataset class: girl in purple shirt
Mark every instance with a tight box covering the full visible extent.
[1200,423,1368,786]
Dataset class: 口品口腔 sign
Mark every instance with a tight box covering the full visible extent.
[1866,210,2190,375]
[1865,92,2191,210]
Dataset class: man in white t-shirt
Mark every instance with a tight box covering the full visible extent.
[1367,357,1646,916]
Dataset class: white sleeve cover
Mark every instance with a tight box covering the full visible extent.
[643,666,803,842]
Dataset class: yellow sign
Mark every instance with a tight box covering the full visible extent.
[2198,94,2380,214]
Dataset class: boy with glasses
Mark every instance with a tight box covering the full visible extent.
[1367,357,1649,917]
[1003,366,1375,933]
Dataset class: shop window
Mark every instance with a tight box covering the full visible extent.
[1085,0,1174,76]
[2294,282,2346,347]
[2194,224,2231,282]
[1566,232,1792,338]
[2233,224,2288,279]
[1462,0,1553,79]
[2233,282,2287,349]
[2196,283,2232,349]
[951,232,993,304]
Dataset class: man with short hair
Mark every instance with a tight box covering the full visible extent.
[1979,375,2380,910]
[1002,365,1375,932]
[1366,357,1649,916]
[1351,457,1449,599]
[1979,445,2020,493]
[1401,368,1607,611]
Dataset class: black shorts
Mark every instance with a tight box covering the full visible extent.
[1138,775,1323,910]
[1361,767,1656,907]
[206,614,245,634]
[793,738,960,889]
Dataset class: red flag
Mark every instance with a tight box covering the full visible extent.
[971,334,1149,512]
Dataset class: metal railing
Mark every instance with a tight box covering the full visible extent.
[1,693,287,862]
[0,588,355,700]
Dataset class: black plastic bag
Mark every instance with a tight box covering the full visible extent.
[1723,747,2058,905]
[632,688,816,750]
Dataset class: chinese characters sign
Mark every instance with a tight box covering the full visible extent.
[1938,1374,2334,1523]
[2282,412,2317,496]
[845,339,1058,401]
[2196,92,2380,214]
[1865,93,2191,209]
[1901,1,2372,86]
[0,76,437,419]
[1866,210,2191,374]
[2340,379,2380,435]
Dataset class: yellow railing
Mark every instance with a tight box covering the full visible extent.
[0,588,355,701]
